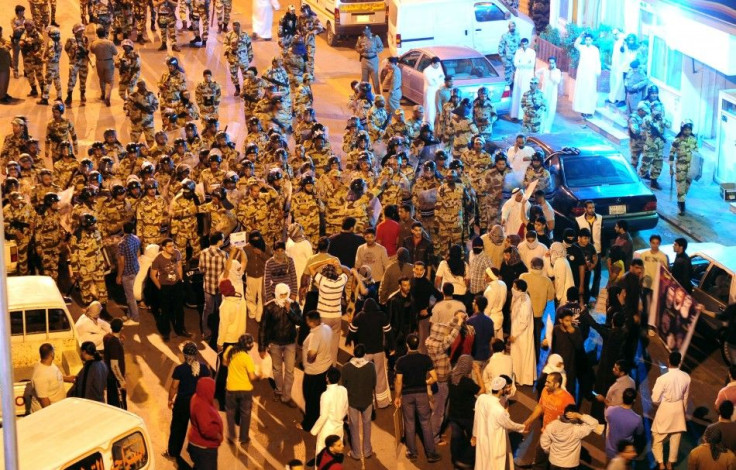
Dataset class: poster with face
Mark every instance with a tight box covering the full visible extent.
[653,264,702,357]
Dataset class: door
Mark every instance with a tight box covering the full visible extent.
[716,109,736,183]
[471,1,509,55]
[399,50,423,103]
[694,263,731,321]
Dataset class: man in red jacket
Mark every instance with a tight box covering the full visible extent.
[188,377,223,467]
[316,434,345,469]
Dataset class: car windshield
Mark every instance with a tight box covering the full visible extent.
[443,57,498,79]
[561,154,637,187]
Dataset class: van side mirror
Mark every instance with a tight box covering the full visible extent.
[63,296,73,305]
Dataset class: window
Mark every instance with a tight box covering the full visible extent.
[561,155,637,187]
[689,255,711,288]
[112,432,149,470]
[25,309,47,335]
[417,55,433,72]
[64,452,105,470]
[10,311,23,336]
[474,2,506,22]
[442,57,499,79]
[701,265,732,305]
[650,36,682,91]
[399,51,421,68]
[48,308,71,332]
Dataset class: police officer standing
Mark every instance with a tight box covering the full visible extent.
[64,23,90,106]
[224,21,254,97]
[669,120,698,215]
[89,27,118,107]
[355,26,383,94]
[382,56,402,123]
[521,77,547,133]
[640,102,667,189]
[498,21,520,86]
[628,101,649,172]
[623,60,648,114]
[195,69,221,125]
[37,26,62,105]
[125,79,159,147]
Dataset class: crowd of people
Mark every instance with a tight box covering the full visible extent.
[1,0,727,469]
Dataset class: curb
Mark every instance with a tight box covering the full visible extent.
[657,211,703,243]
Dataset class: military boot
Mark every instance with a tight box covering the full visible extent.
[650,179,661,190]
[222,23,228,33]
[37,98,49,105]
[189,36,202,47]
[28,86,38,97]
[80,92,86,103]
[678,201,685,215]
[234,84,240,97]
[65,94,72,106]
[158,42,167,51]
[151,19,156,31]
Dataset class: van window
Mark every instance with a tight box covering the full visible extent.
[49,308,71,332]
[702,265,732,304]
[10,311,23,336]
[400,51,421,68]
[474,2,506,22]
[690,255,710,288]
[112,431,149,470]
[64,451,105,470]
[417,55,433,72]
[25,309,47,335]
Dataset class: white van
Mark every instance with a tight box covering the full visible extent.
[7,275,81,417]
[303,0,388,46]
[1,398,156,469]
[387,0,535,56]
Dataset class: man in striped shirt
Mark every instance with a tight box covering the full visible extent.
[311,261,349,366]
[199,232,227,343]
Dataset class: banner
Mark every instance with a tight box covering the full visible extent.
[650,264,702,358]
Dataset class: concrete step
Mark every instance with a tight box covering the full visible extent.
[585,116,630,146]
[596,103,630,130]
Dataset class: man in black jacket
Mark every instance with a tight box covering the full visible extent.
[258,283,302,407]
[386,277,415,380]
[671,238,693,293]
[403,221,434,267]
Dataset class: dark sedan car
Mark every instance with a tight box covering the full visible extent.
[522,133,659,234]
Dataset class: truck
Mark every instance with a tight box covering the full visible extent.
[386,0,535,57]
[302,0,388,46]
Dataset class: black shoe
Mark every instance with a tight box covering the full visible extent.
[405,452,418,461]
[427,453,441,463]
[51,21,59,27]
[28,87,38,97]
[158,43,167,51]
[650,179,662,190]
[162,334,170,342]
[36,98,48,105]
[234,85,240,97]
[678,201,685,215]
[137,36,147,44]
[189,36,202,46]
[177,330,193,338]
[172,44,181,52]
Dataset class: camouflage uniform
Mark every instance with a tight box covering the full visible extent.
[53,156,79,187]
[628,111,647,169]
[170,194,201,259]
[264,184,287,244]
[158,69,188,123]
[34,209,65,281]
[92,0,114,31]
[19,27,44,93]
[31,182,61,207]
[191,0,210,42]
[133,0,150,40]
[223,29,253,90]
[344,192,375,234]
[639,113,667,181]
[70,202,100,233]
[65,33,90,102]
[113,0,135,42]
[3,198,36,275]
[117,49,141,100]
[498,27,520,85]
[46,118,78,162]
[291,189,323,247]
[215,0,231,29]
[70,228,108,304]
[377,168,410,208]
[293,79,313,119]
[10,16,25,78]
[199,201,237,237]
[449,117,478,159]
[412,175,440,243]
[241,74,264,118]
[523,165,551,193]
[473,96,497,142]
[383,119,409,142]
[323,178,348,234]
[236,191,270,235]
[41,36,63,101]
[297,13,323,77]
[126,88,159,147]
[156,0,177,48]
[521,88,546,133]
[199,167,225,194]
[435,182,464,259]
[461,148,492,185]
[29,0,50,30]
[479,165,510,228]
[283,49,306,89]
[669,134,698,203]
[195,80,221,124]
[367,103,389,143]
[99,198,133,238]
[264,64,292,114]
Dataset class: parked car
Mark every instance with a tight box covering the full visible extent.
[516,133,659,235]
[386,0,534,57]
[381,46,511,113]
[636,242,736,364]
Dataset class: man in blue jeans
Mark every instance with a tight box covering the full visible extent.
[394,333,441,463]
[117,221,141,326]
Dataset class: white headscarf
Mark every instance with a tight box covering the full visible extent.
[274,283,291,308]
[542,353,567,390]
[549,242,567,265]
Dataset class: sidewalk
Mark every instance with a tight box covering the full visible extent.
[543,84,735,245]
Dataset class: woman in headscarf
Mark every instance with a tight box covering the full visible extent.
[448,354,485,468]
[164,342,211,465]
[482,224,506,269]
[688,427,736,469]
[68,341,108,403]
[221,244,246,297]
[259,282,302,406]
[187,377,223,468]
[547,242,574,307]
[224,334,261,446]
[286,223,313,293]
[536,353,567,397]
[500,246,527,333]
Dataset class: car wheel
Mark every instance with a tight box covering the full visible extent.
[721,332,734,366]
[326,23,336,46]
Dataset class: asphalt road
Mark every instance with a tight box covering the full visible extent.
[1,0,724,468]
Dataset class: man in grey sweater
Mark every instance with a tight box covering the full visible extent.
[89,26,117,106]
[341,344,377,460]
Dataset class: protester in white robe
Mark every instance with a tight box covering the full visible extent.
[572,34,601,116]
[507,135,535,185]
[608,30,627,103]
[483,339,517,398]
[311,368,349,457]
[285,223,313,292]
[473,376,526,469]
[510,38,536,119]
[483,268,507,339]
[501,188,530,237]
[422,57,445,129]
[651,352,691,467]
[536,58,562,133]
[545,242,575,304]
[509,279,536,386]
[252,0,279,40]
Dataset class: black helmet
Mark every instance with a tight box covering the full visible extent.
[44,192,60,205]
[248,116,261,128]
[244,143,259,156]
[300,174,315,187]
[356,130,370,143]
[111,184,126,197]
[647,84,659,95]
[174,138,187,148]
[185,122,198,133]
[181,178,196,193]
[176,164,191,177]
[52,102,65,114]
[267,168,283,183]
[140,161,155,175]
[357,151,371,163]
[103,128,117,138]
[88,171,103,185]
[241,160,255,170]
[79,186,95,201]
[206,116,218,127]
[350,178,366,193]
[449,159,464,170]
[5,160,20,173]
[79,213,97,228]
[39,168,53,177]
[80,158,93,169]
[166,56,179,67]
[327,155,341,168]
[99,156,114,171]
[144,179,159,191]
[4,177,19,190]
[434,149,449,161]
[274,148,288,160]
[91,141,104,150]
[127,180,141,191]
[211,187,227,200]
[126,143,139,154]
[224,171,239,185]
[158,155,174,171]
[215,131,229,142]
[208,153,223,164]
[423,160,437,171]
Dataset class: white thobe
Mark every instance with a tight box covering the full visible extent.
[546,257,575,302]
[608,37,626,102]
[483,280,507,338]
[651,368,690,434]
[75,316,112,351]
[252,0,276,39]
[518,241,548,269]
[501,198,530,237]
[482,352,516,398]
[473,393,525,469]
[510,291,536,386]
[572,38,601,115]
[423,65,445,129]
[286,238,313,291]
[507,145,535,185]
[537,67,561,133]
[510,47,536,119]
[311,383,349,456]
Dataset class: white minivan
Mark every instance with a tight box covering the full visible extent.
[1,398,156,469]
[303,0,388,46]
[387,0,535,56]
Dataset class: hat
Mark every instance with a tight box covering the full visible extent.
[530,77,539,84]
[491,376,507,392]
[452,100,470,118]
[511,187,521,195]
[11,116,25,126]
[219,279,236,297]
[72,23,85,33]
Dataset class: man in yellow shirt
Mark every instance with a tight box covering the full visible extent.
[224,334,260,446]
